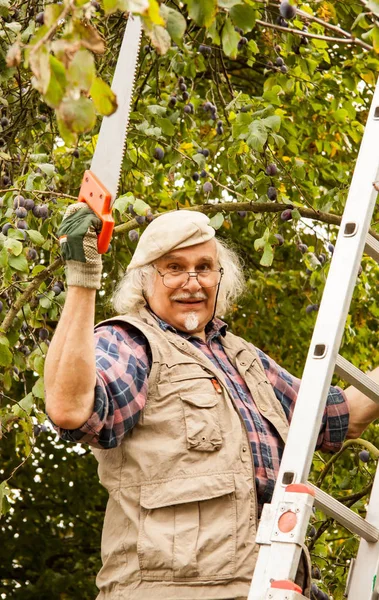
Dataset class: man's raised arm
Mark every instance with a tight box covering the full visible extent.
[44,204,103,430]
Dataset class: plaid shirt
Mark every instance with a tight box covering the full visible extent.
[55,315,349,508]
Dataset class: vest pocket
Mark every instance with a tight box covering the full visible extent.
[137,473,237,581]
[180,393,222,452]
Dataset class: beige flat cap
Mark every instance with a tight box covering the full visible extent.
[127,210,215,270]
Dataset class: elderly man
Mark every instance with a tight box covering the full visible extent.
[45,207,379,600]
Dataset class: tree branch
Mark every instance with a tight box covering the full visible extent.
[255,19,373,51]
[114,201,379,242]
[1,257,63,334]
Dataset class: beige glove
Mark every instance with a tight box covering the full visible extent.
[57,203,103,289]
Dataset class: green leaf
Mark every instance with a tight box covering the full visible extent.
[113,195,131,215]
[0,246,8,268]
[260,242,274,267]
[27,230,45,246]
[0,482,11,519]
[146,24,171,55]
[147,105,167,116]
[351,12,371,30]
[230,4,256,33]
[133,198,151,216]
[21,19,35,43]
[209,212,224,229]
[333,108,349,123]
[0,335,9,347]
[102,0,126,13]
[30,153,49,162]
[5,21,21,34]
[270,133,286,148]
[44,3,64,28]
[7,228,26,241]
[218,0,240,6]
[222,17,240,59]
[30,46,50,95]
[34,355,45,377]
[67,49,95,92]
[373,26,379,52]
[45,55,66,108]
[207,19,220,44]
[13,393,34,416]
[193,152,206,168]
[37,163,55,177]
[155,117,175,136]
[246,120,268,152]
[248,39,259,54]
[0,0,9,18]
[4,237,23,256]
[367,0,379,15]
[89,77,118,116]
[58,97,97,135]
[39,295,52,309]
[262,115,281,131]
[186,0,217,27]
[8,253,28,272]
[160,5,187,46]
[0,343,12,367]
[32,377,45,399]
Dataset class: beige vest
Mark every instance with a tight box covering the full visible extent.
[93,308,290,600]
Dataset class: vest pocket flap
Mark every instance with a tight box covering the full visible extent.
[180,393,218,408]
[169,368,214,383]
[140,473,235,509]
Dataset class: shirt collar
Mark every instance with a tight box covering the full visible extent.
[147,308,227,342]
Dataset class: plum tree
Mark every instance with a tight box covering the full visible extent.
[0,2,378,597]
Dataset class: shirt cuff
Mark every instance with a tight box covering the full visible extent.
[317,386,350,452]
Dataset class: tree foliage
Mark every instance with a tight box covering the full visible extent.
[0,0,379,597]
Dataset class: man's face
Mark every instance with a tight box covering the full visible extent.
[146,239,219,340]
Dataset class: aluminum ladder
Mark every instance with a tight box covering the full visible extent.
[248,78,379,599]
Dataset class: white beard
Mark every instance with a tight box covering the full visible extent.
[184,311,200,332]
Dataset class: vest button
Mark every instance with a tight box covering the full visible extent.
[242,446,247,453]
[240,361,246,366]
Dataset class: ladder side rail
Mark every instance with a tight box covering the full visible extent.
[249,77,379,599]
[346,462,379,598]
[272,78,379,496]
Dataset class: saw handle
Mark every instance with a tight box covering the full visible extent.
[78,170,115,254]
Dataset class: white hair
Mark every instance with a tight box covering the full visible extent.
[112,237,246,317]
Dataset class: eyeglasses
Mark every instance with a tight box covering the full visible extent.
[154,266,224,289]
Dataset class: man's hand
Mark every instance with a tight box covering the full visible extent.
[57,203,103,289]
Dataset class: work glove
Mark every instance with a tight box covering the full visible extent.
[57,203,103,289]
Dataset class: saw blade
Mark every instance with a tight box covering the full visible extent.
[90,14,142,204]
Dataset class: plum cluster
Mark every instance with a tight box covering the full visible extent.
[168,76,193,114]
[127,203,154,244]
[1,195,48,237]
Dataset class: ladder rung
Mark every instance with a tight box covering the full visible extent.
[309,483,379,542]
[335,355,379,405]
[365,233,379,263]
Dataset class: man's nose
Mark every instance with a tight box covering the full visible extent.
[183,273,202,292]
